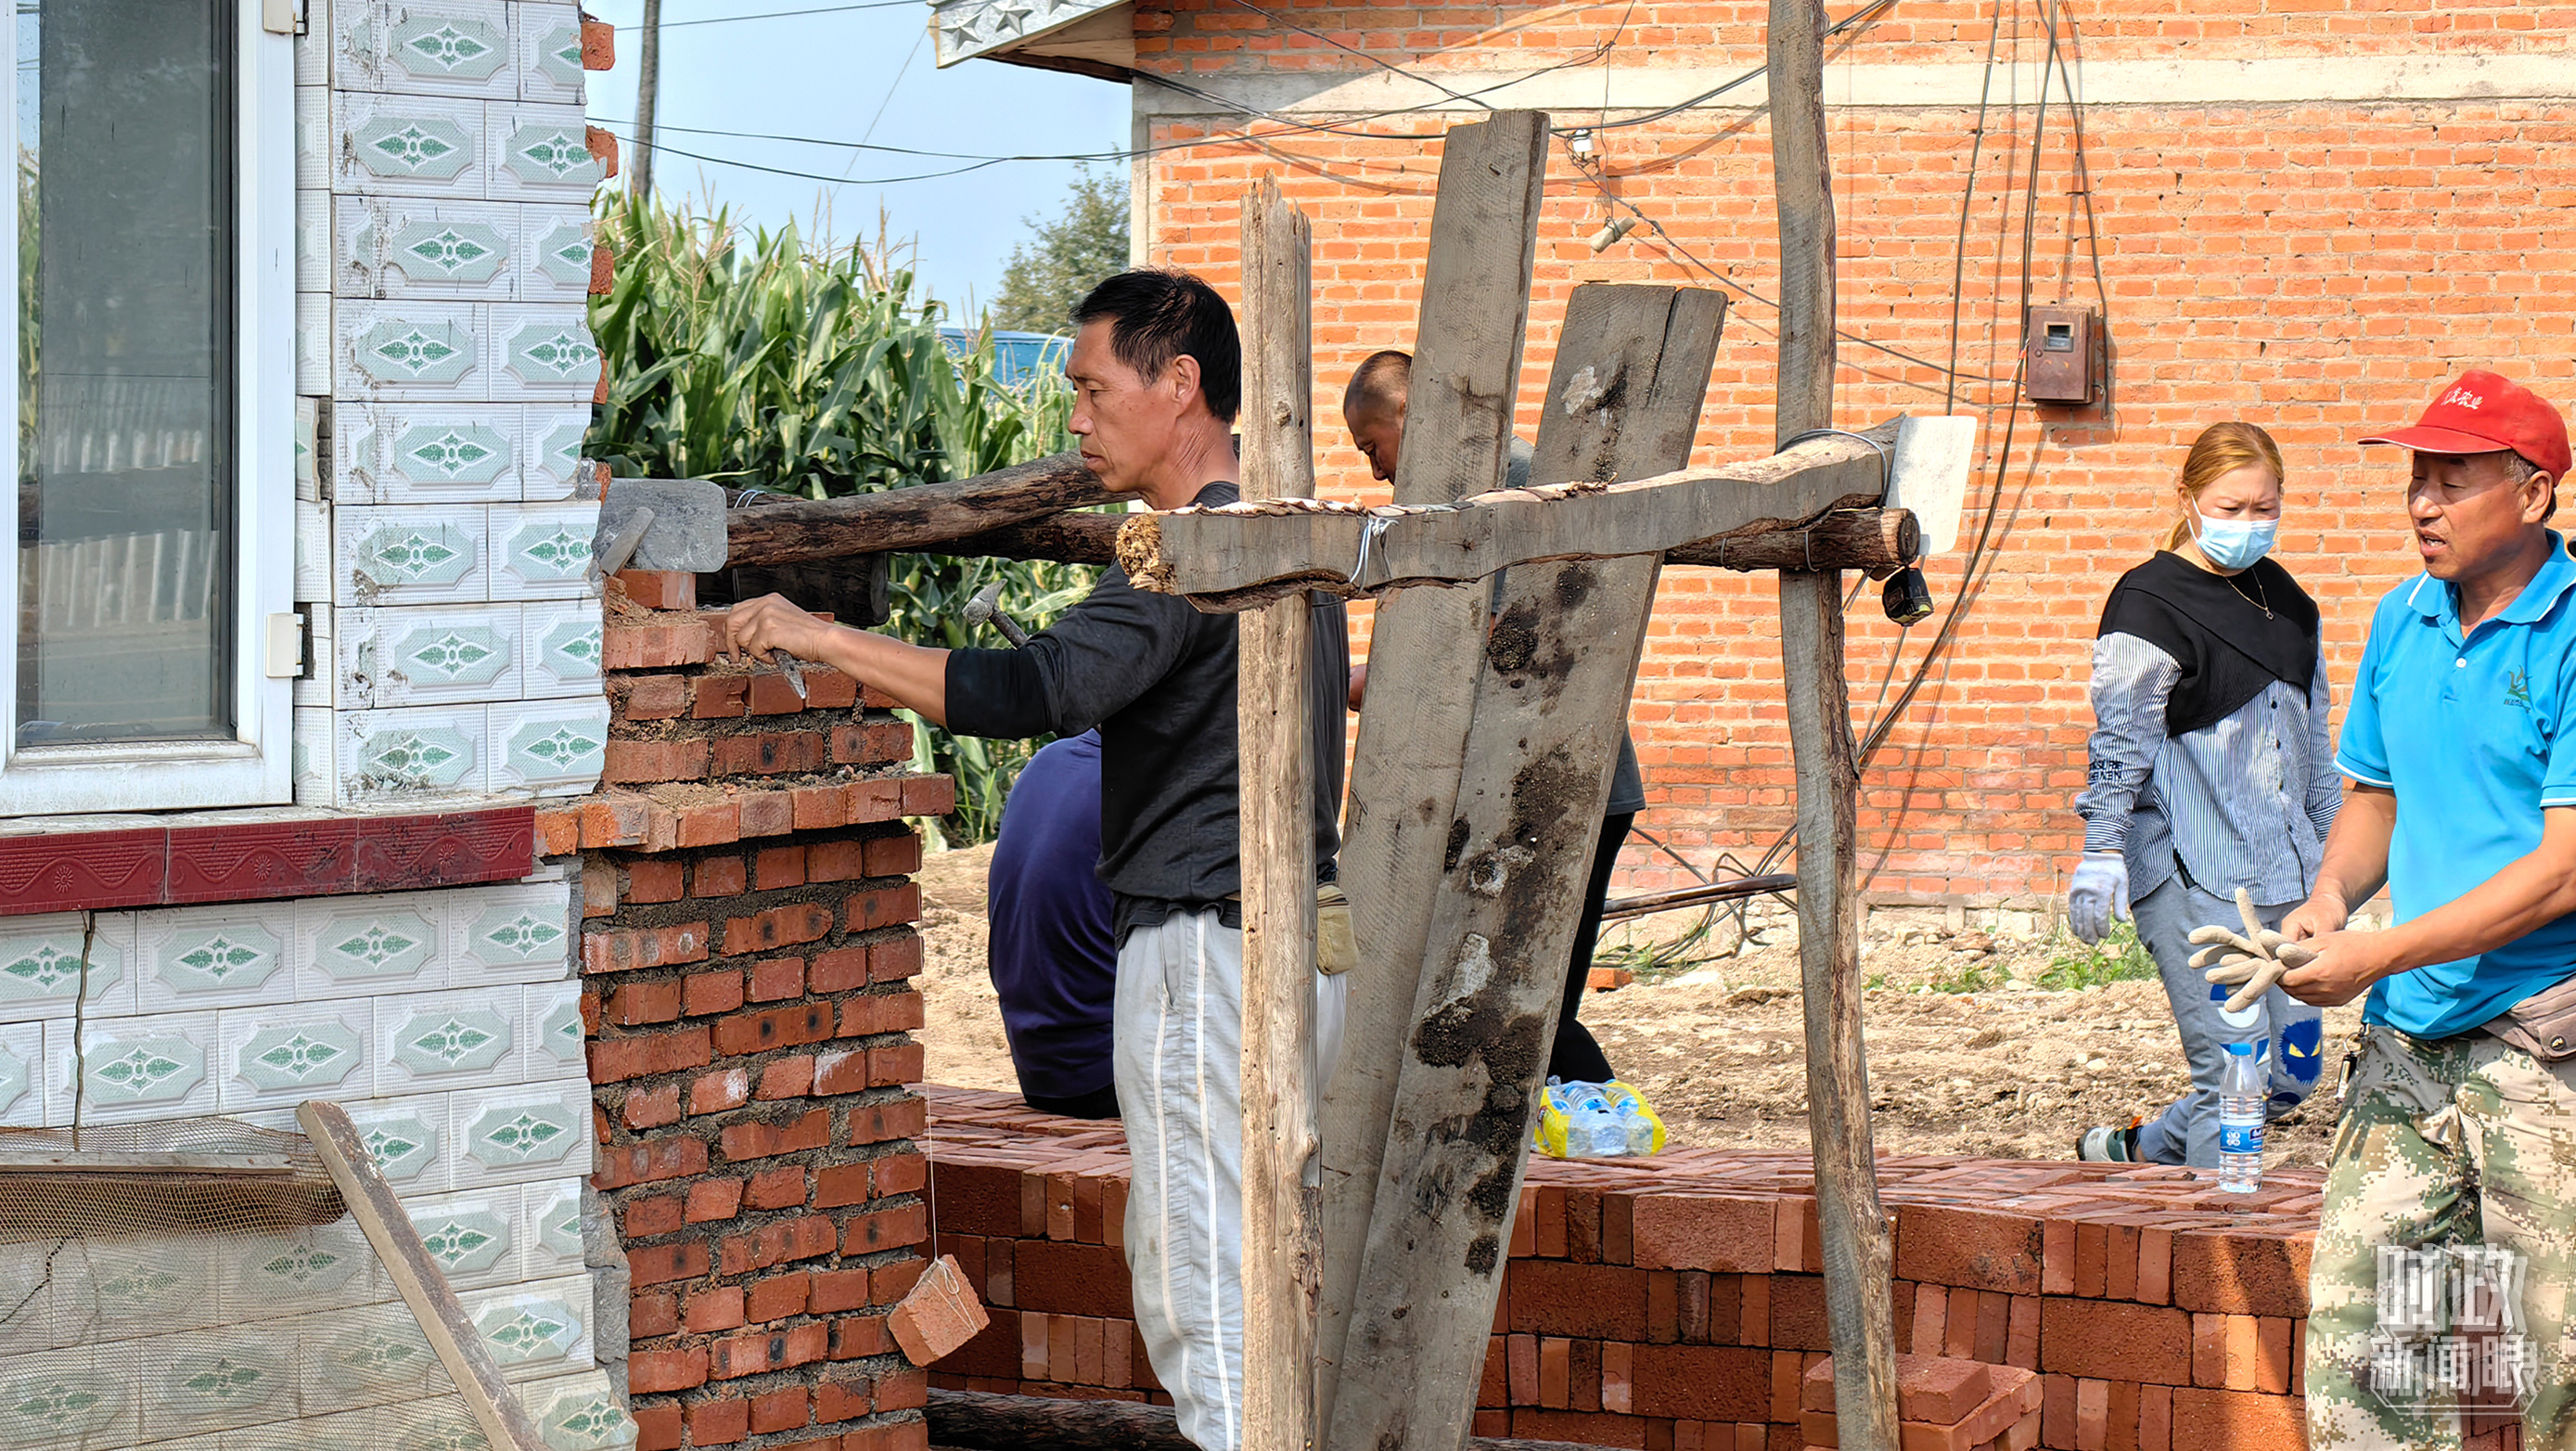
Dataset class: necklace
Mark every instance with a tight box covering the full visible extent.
[2226,568,2274,620]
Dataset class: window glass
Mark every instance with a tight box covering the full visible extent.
[15,0,235,746]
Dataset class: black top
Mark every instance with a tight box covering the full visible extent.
[946,482,1349,941]
[2096,550,2320,737]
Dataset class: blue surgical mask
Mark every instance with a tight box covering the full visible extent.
[2195,511,2278,571]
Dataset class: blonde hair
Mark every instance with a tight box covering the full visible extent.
[2162,421,2287,551]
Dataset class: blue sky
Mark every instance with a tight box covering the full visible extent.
[581,0,1132,316]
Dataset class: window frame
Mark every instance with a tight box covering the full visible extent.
[0,0,297,815]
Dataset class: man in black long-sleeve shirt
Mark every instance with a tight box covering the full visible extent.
[724,269,1346,1451]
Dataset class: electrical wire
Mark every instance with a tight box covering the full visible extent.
[611,0,917,29]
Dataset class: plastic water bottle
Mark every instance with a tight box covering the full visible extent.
[1567,1083,1625,1157]
[2217,1040,2264,1193]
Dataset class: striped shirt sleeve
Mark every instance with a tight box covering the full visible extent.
[2077,632,2181,855]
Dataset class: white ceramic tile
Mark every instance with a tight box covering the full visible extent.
[0,1021,41,1127]
[518,204,593,301]
[334,300,489,402]
[338,400,524,505]
[338,1089,455,1190]
[218,1218,388,1328]
[375,984,526,1097]
[519,1368,635,1451]
[401,1185,524,1290]
[341,602,528,708]
[340,0,519,99]
[295,604,340,710]
[298,188,334,296]
[332,91,490,199]
[296,85,334,192]
[488,302,600,401]
[521,980,584,1080]
[214,997,376,1111]
[488,697,607,796]
[292,891,444,1000]
[296,395,325,502]
[514,0,586,103]
[0,911,135,1024]
[57,1235,223,1346]
[134,902,298,1014]
[341,196,526,301]
[135,1323,303,1443]
[340,704,494,799]
[447,880,576,987]
[481,103,602,202]
[337,503,490,606]
[293,705,340,805]
[59,1010,220,1124]
[463,1272,592,1382]
[297,291,334,394]
[520,599,602,700]
[296,0,331,86]
[293,1300,444,1420]
[520,406,592,502]
[523,1179,586,1279]
[450,1077,588,1189]
[485,501,597,600]
[0,1342,141,1448]
[296,497,335,603]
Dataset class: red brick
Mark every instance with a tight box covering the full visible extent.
[1506,1260,1647,1341]
[2041,1299,2191,1385]
[626,856,686,903]
[628,1346,709,1393]
[874,1151,927,1196]
[710,1322,828,1379]
[811,1267,873,1314]
[583,921,710,975]
[631,1290,680,1338]
[632,1401,683,1451]
[724,902,835,955]
[831,1313,894,1361]
[687,1175,746,1223]
[591,1136,710,1190]
[843,1201,930,1255]
[536,805,583,857]
[877,1367,929,1411]
[755,845,809,890]
[750,671,813,714]
[693,674,750,719]
[694,854,750,897]
[721,1107,832,1162]
[713,730,828,777]
[677,801,743,848]
[749,1387,809,1435]
[748,1163,811,1210]
[801,668,859,709]
[627,1238,711,1286]
[903,776,956,815]
[1624,1344,1775,1423]
[721,1214,839,1275]
[1896,1205,2046,1296]
[622,1192,684,1239]
[2166,1388,2305,1451]
[749,1270,814,1323]
[811,944,870,992]
[622,1082,683,1130]
[815,1162,872,1208]
[875,1257,929,1305]
[750,956,807,1001]
[605,738,710,785]
[688,1285,749,1332]
[583,858,618,918]
[870,935,926,982]
[794,784,857,831]
[587,1025,712,1083]
[2191,1313,2227,1389]
[686,969,748,1017]
[740,790,797,838]
[2171,1230,2311,1317]
[604,619,714,670]
[684,1395,747,1446]
[868,1041,925,1086]
[810,837,867,886]
[861,832,922,878]
[1009,1239,1128,1316]
[616,570,695,610]
[607,979,683,1026]
[1634,1194,1775,1273]
[816,1048,872,1096]
[2253,1316,2293,1394]
[846,1093,929,1146]
[757,1054,817,1100]
[850,777,906,822]
[691,1066,751,1114]
[829,722,912,765]
[714,1001,836,1056]
[814,1377,875,1423]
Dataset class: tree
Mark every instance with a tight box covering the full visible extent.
[987,167,1132,334]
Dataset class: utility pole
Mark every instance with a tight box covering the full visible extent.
[633,0,661,199]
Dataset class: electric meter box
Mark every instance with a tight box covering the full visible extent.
[2023,305,2097,404]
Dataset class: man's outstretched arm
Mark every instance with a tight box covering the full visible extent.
[720,595,954,726]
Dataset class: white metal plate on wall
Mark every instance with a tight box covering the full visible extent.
[1886,414,1980,556]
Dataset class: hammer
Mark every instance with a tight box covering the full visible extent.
[963,581,1030,648]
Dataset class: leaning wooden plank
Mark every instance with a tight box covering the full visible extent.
[298,1099,549,1451]
[1330,283,1726,1451]
[1770,1,1902,1447]
[1315,108,1553,1432]
[929,1387,1622,1451]
[1235,174,1324,1451]
[724,452,1114,567]
[1116,427,1887,610]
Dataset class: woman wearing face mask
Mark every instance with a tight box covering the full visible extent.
[2065,421,2338,1165]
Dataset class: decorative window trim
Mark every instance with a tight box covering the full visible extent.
[0,0,297,815]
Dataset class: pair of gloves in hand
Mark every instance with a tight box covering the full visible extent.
[2066,857,2307,1014]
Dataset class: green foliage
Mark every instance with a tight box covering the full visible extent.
[2037,919,2161,991]
[987,167,1132,335]
[585,192,1094,841]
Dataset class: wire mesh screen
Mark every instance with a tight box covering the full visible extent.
[0,1117,510,1450]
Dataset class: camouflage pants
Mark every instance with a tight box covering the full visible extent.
[2307,1026,2576,1451]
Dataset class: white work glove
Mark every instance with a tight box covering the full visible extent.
[2067,853,2131,945]
[2188,886,2315,1015]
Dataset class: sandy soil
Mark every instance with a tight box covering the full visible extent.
[912,845,2364,1170]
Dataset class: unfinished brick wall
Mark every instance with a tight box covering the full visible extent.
[552,571,954,1451]
[923,1085,2344,1451]
[1125,0,2576,902]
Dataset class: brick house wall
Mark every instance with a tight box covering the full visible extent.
[1109,0,2576,902]
[567,573,949,1451]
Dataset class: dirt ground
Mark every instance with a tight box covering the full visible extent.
[911,844,2365,1170]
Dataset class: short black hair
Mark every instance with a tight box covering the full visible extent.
[1070,268,1241,424]
[1343,350,1411,421]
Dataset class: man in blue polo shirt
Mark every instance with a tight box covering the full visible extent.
[2279,370,2576,1449]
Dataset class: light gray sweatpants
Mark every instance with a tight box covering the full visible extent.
[1114,907,1346,1451]
[2130,874,2329,1167]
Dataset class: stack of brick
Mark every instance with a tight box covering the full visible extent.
[920,1085,2324,1451]
[1799,1355,2040,1451]
[549,571,954,1451]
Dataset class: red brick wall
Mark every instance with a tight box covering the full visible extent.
[1128,1,2576,900]
[552,573,958,1451]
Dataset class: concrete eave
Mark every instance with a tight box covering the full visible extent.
[929,0,1133,81]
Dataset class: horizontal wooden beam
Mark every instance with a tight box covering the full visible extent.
[935,508,1124,565]
[725,453,1115,568]
[1116,424,1899,611]
[1669,506,1916,577]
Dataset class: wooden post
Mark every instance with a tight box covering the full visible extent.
[1327,285,1724,1451]
[1315,109,1551,1432]
[1236,175,1323,1451]
[1768,3,1902,1449]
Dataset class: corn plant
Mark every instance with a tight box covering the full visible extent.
[586,193,1095,841]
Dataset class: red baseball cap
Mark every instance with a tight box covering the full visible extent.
[2362,368,2571,479]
